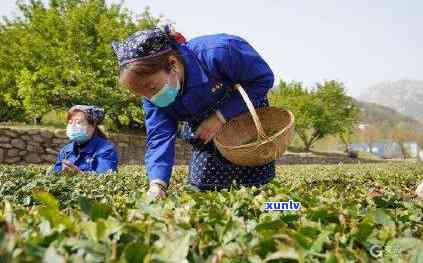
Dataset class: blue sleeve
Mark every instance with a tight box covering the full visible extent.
[203,36,274,120]
[53,149,65,173]
[142,98,177,185]
[94,145,119,174]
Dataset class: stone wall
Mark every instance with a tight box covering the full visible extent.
[0,127,383,166]
[0,127,192,165]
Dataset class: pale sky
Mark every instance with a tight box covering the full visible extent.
[1,0,422,97]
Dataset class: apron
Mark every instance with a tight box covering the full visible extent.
[177,88,275,191]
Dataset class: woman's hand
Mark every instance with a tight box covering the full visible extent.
[147,183,167,200]
[62,160,80,174]
[194,112,225,144]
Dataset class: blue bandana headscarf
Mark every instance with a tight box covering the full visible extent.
[69,105,105,125]
[111,27,174,68]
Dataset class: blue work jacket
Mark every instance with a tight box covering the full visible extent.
[143,33,274,185]
[53,135,119,174]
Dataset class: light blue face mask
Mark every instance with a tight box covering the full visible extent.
[149,78,181,108]
[66,124,90,143]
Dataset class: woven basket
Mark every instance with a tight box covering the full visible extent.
[213,84,295,166]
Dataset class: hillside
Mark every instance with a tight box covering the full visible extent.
[358,79,423,123]
[355,99,423,130]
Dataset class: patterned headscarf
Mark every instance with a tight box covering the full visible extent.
[111,25,186,68]
[68,105,105,125]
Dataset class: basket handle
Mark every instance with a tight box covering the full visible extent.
[234,84,267,141]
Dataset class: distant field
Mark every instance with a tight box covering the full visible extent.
[0,163,422,262]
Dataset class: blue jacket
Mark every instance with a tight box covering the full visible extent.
[53,135,119,174]
[143,34,274,185]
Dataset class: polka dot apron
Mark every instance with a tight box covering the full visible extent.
[177,89,275,191]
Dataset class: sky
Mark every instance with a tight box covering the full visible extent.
[1,0,422,97]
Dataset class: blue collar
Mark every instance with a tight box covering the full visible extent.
[64,135,102,156]
[175,45,210,91]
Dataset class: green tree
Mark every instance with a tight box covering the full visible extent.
[0,0,159,129]
[339,127,357,153]
[270,79,360,151]
[0,7,29,122]
[387,122,421,159]
[316,80,360,152]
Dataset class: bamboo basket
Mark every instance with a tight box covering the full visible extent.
[213,84,295,166]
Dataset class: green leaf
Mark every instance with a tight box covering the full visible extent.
[294,232,312,249]
[69,239,108,258]
[43,246,65,263]
[255,220,285,232]
[373,208,395,225]
[220,242,243,258]
[220,217,242,245]
[82,218,120,242]
[38,207,72,229]
[325,253,338,263]
[310,226,334,253]
[124,242,148,263]
[152,233,192,263]
[307,208,338,224]
[264,245,299,261]
[354,215,374,241]
[373,196,402,209]
[82,221,97,241]
[79,196,110,221]
[33,191,59,209]
[39,220,52,236]
[411,248,423,263]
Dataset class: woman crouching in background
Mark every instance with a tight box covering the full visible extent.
[53,105,118,174]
